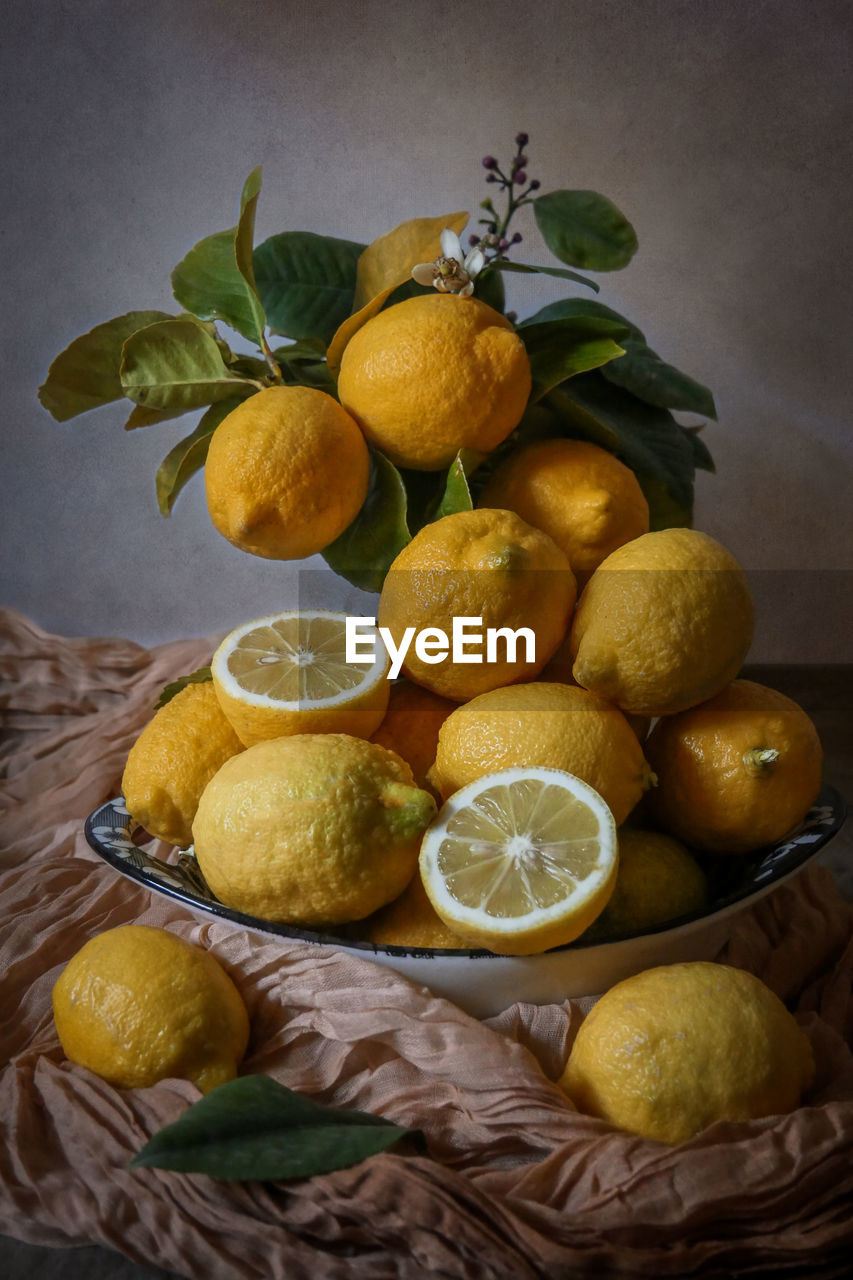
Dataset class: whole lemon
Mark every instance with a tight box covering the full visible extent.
[560,962,814,1144]
[571,528,754,716]
[337,294,531,470]
[428,682,653,824]
[192,734,437,926]
[583,827,708,941]
[204,385,369,560]
[378,508,576,701]
[645,679,823,853]
[480,438,649,585]
[52,925,250,1093]
[370,679,456,790]
[121,681,244,848]
[360,872,468,950]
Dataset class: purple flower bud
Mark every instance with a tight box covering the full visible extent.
[514,170,527,184]
[485,173,498,183]
[511,232,523,244]
[498,238,510,252]
[482,155,498,170]
[468,233,479,246]
[515,154,528,168]
[528,179,541,191]
[515,132,529,146]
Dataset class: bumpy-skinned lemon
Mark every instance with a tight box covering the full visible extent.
[537,635,650,743]
[571,528,754,716]
[192,734,436,926]
[52,926,250,1093]
[583,827,708,941]
[121,681,244,848]
[480,438,649,584]
[645,680,823,853]
[360,872,468,950]
[211,610,390,747]
[378,509,576,701]
[370,679,456,791]
[420,767,619,954]
[337,294,531,470]
[560,962,814,1143]
[429,682,653,824]
[204,385,369,560]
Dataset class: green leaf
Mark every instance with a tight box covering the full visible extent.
[492,259,599,293]
[253,232,365,345]
[521,317,628,401]
[124,404,188,431]
[272,345,337,395]
[322,450,410,593]
[155,666,213,709]
[473,266,505,313]
[685,426,716,473]
[435,452,474,520]
[546,372,696,513]
[171,170,267,347]
[519,297,644,341]
[129,1075,425,1181]
[120,318,260,413]
[155,398,242,515]
[38,310,174,421]
[533,190,638,271]
[601,338,717,419]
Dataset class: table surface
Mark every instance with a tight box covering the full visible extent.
[4,664,851,1279]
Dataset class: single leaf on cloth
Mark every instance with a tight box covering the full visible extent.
[130,1075,426,1180]
[547,371,697,513]
[253,232,365,345]
[171,169,267,348]
[492,259,599,293]
[38,311,174,421]
[602,337,717,419]
[521,318,627,401]
[155,398,242,515]
[322,449,410,592]
[155,666,213,709]
[353,211,469,310]
[120,318,260,413]
[533,189,638,271]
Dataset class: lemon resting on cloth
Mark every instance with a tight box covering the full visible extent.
[52,925,250,1093]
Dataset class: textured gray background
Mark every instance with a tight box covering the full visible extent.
[2,0,851,658]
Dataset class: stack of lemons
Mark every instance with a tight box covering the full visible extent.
[55,292,823,1142]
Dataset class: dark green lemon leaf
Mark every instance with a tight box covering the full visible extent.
[534,190,638,271]
[155,398,242,516]
[171,170,267,348]
[272,344,337,395]
[602,338,717,419]
[519,297,644,341]
[155,666,213,709]
[38,310,174,421]
[685,426,716,473]
[521,317,627,401]
[493,259,599,293]
[546,372,696,514]
[473,266,506,312]
[253,232,365,345]
[120,318,260,413]
[129,1075,425,1181]
[322,449,410,593]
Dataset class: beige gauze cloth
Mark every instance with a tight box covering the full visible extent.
[1,607,852,1279]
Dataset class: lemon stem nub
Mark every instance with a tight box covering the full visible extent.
[743,747,780,776]
[380,783,437,836]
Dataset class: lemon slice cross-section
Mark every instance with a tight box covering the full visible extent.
[211,610,390,747]
[420,767,618,955]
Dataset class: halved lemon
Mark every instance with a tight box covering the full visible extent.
[211,610,390,747]
[419,767,618,955]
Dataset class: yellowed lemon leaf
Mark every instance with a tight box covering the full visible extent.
[326,285,397,376]
[354,211,469,309]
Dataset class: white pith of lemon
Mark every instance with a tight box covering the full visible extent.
[419,767,618,955]
[211,609,391,747]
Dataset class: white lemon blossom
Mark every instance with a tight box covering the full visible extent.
[411,228,486,297]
